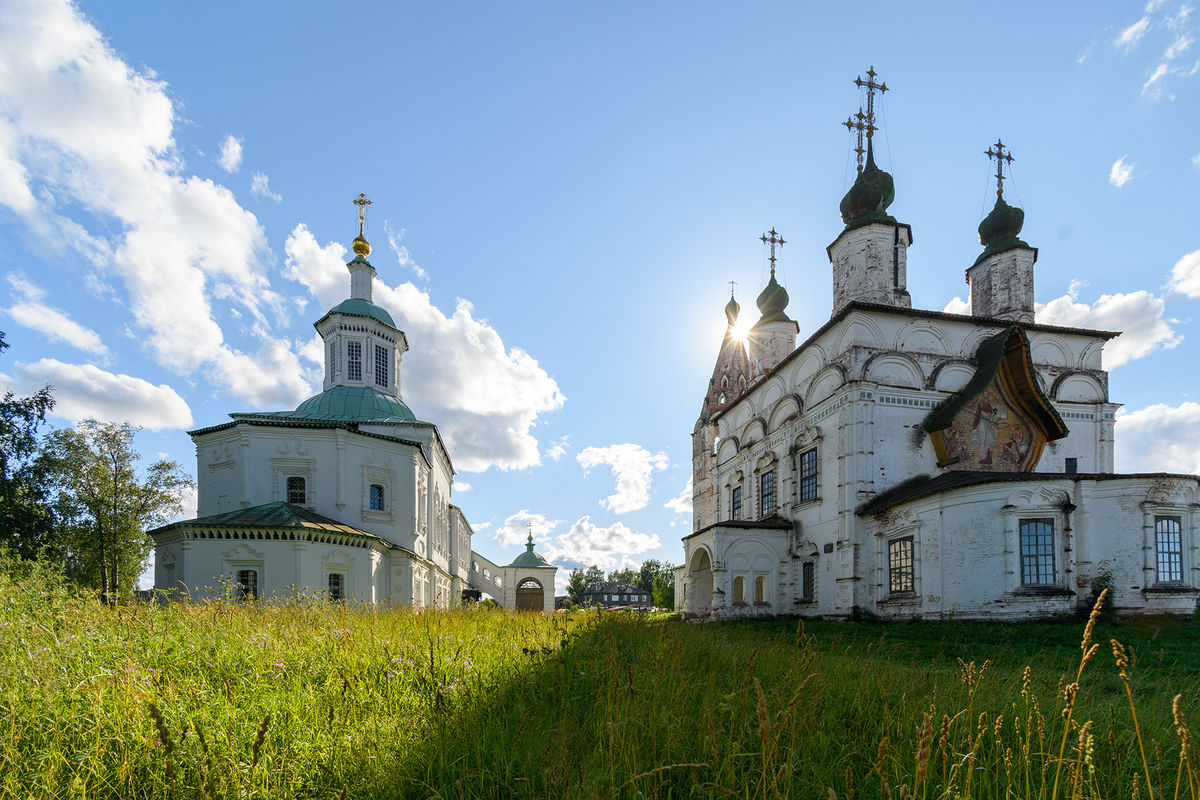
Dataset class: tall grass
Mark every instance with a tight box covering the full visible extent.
[1,562,1196,799]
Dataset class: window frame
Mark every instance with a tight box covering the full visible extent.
[730,485,742,521]
[236,569,258,600]
[1019,518,1057,587]
[286,476,307,505]
[753,575,767,605]
[374,343,389,388]
[369,483,385,511]
[347,340,363,382]
[887,536,915,595]
[732,575,745,604]
[1155,515,1184,585]
[759,470,776,518]
[797,447,818,504]
[328,572,345,602]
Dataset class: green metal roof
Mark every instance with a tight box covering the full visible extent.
[508,537,553,568]
[229,385,418,424]
[321,297,396,329]
[152,502,387,543]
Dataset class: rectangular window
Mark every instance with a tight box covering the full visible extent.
[374,344,389,388]
[798,448,818,502]
[1020,519,1056,586]
[328,341,337,380]
[759,471,775,517]
[369,483,385,511]
[236,569,258,600]
[328,573,345,601]
[801,562,814,601]
[287,476,306,505]
[731,486,742,520]
[888,537,914,594]
[1156,516,1184,584]
[347,341,362,381]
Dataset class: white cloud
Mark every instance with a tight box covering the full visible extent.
[493,509,560,548]
[1036,280,1180,368]
[1142,63,1170,97]
[2,358,192,430]
[577,443,670,514]
[1192,153,1200,169]
[385,221,426,280]
[1118,16,1152,50]
[0,0,313,411]
[1109,156,1136,187]
[216,134,242,173]
[452,481,471,493]
[1168,248,1200,296]
[541,515,661,572]
[942,296,971,315]
[1166,33,1194,59]
[3,273,108,355]
[250,171,281,203]
[1115,402,1200,473]
[544,435,569,461]
[664,476,692,517]
[283,224,565,472]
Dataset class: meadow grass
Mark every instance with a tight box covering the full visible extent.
[1,566,1197,799]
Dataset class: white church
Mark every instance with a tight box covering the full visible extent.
[676,68,1199,620]
[151,201,557,610]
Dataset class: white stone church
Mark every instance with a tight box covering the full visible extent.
[151,208,556,610]
[676,70,1199,620]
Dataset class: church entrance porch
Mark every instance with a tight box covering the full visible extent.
[515,578,544,611]
[685,548,714,618]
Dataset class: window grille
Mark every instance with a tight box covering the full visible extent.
[802,562,815,601]
[369,484,385,511]
[888,537,914,593]
[237,569,258,600]
[1155,516,1184,583]
[1019,519,1056,586]
[798,448,818,502]
[374,344,389,388]
[759,471,775,517]
[287,476,306,505]
[328,573,345,601]
[347,341,362,381]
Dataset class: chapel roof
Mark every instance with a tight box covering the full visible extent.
[507,531,553,568]
[317,294,397,329]
[151,501,405,551]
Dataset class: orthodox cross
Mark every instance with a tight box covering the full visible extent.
[985,140,1014,198]
[853,65,888,139]
[353,193,372,236]
[843,107,875,173]
[728,280,737,298]
[760,228,785,275]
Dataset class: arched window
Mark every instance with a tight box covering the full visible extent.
[236,569,258,600]
[369,484,385,511]
[733,576,745,604]
[287,476,306,504]
[713,435,720,456]
[328,573,345,601]
[754,576,766,604]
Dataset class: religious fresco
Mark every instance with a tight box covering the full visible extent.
[935,382,1036,471]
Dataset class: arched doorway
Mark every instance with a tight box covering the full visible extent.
[686,548,713,617]
[515,577,544,611]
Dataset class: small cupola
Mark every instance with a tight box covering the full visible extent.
[966,140,1037,324]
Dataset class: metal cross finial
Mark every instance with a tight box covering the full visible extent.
[353,193,373,236]
[526,522,534,545]
[760,227,786,276]
[729,280,737,298]
[843,107,875,173]
[853,65,888,140]
[985,140,1015,199]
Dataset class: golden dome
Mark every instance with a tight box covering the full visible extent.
[352,234,371,257]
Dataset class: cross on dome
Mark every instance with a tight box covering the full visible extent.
[985,140,1015,198]
[760,228,786,276]
[843,108,875,173]
[854,66,887,138]
[352,193,373,256]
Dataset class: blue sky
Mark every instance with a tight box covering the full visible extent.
[2,0,1199,590]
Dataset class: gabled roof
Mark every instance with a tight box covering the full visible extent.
[151,501,401,550]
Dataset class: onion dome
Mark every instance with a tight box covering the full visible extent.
[756,272,791,323]
[839,141,896,230]
[352,234,371,257]
[725,294,740,326]
[973,196,1030,266]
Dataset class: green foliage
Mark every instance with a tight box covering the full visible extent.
[0,332,58,561]
[41,419,192,602]
[605,567,638,585]
[565,568,589,605]
[2,566,1196,799]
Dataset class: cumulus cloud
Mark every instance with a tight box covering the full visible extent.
[452,481,471,493]
[283,224,565,472]
[544,435,569,461]
[0,0,312,410]
[577,444,669,514]
[1115,402,1200,473]
[493,509,560,548]
[1109,156,1136,187]
[216,134,242,173]
[1,358,192,430]
[1036,280,1180,368]
[942,296,971,315]
[250,171,281,203]
[541,515,661,572]
[1117,16,1152,50]
[3,273,108,356]
[385,221,426,280]
[1167,248,1200,296]
[664,476,692,518]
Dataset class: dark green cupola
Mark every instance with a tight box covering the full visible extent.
[839,139,897,230]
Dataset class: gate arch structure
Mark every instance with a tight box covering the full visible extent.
[467,529,557,611]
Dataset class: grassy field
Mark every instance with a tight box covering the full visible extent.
[1,565,1198,799]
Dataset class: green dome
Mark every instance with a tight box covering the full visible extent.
[508,539,552,568]
[974,196,1030,265]
[724,295,740,325]
[839,141,896,229]
[755,273,791,324]
[325,297,396,329]
[292,385,416,423]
